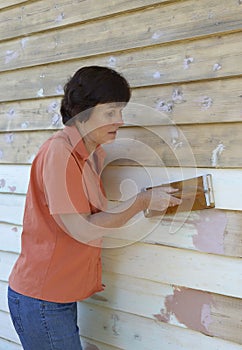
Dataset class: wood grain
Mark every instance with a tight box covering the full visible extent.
[0,122,241,167]
[1,30,242,103]
[1,0,242,72]
[104,123,242,167]
[0,0,166,41]
[1,76,242,132]
[102,242,242,298]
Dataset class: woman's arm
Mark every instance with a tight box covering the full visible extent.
[58,187,181,244]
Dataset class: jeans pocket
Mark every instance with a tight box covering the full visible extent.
[8,293,24,334]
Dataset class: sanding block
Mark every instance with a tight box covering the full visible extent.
[144,174,215,218]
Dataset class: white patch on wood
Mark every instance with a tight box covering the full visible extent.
[207,10,214,19]
[153,71,161,79]
[169,314,187,328]
[40,73,45,78]
[201,96,213,110]
[55,12,65,23]
[21,37,29,49]
[5,134,14,144]
[37,88,44,97]
[152,30,164,40]
[201,304,212,331]
[8,186,16,193]
[48,101,59,113]
[211,143,225,167]
[0,150,3,159]
[51,113,61,125]
[5,50,19,64]
[7,108,16,118]
[172,139,183,150]
[56,85,64,94]
[213,63,222,71]
[183,56,194,70]
[108,56,117,67]
[156,100,173,113]
[172,88,185,104]
[169,127,183,149]
[21,122,30,129]
[0,179,6,188]
[111,313,120,336]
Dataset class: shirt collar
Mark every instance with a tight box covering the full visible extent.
[62,124,106,161]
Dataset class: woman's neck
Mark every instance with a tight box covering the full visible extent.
[75,121,97,154]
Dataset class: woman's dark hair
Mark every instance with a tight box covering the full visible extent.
[60,66,131,125]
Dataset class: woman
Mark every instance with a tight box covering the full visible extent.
[8,66,181,350]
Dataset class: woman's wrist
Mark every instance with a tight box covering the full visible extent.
[137,190,150,211]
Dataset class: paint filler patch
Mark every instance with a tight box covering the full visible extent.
[192,209,227,254]
[154,287,214,335]
[211,143,225,167]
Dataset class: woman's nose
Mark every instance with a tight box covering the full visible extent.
[115,111,124,126]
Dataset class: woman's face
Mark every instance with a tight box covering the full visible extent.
[81,103,125,145]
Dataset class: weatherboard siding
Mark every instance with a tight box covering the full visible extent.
[0,0,242,349]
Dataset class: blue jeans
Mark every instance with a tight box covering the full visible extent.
[8,286,83,350]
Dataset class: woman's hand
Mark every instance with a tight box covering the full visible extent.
[143,186,182,212]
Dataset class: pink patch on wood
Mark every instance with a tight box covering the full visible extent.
[0,178,6,188]
[11,227,18,232]
[8,185,16,192]
[154,287,214,335]
[192,209,227,254]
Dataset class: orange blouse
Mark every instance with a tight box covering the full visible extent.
[9,125,107,302]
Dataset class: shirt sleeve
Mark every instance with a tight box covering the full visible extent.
[43,138,91,215]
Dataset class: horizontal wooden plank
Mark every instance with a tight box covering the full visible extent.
[0,251,18,282]
[1,303,240,350]
[89,273,242,344]
[0,164,30,194]
[1,31,242,103]
[0,130,53,164]
[0,97,63,131]
[78,302,242,349]
[0,224,21,253]
[1,276,241,346]
[129,77,242,125]
[0,277,241,348]
[0,0,167,41]
[102,243,242,298]
[1,122,242,167]
[1,164,242,206]
[1,76,242,132]
[103,166,242,210]
[1,202,241,259]
[1,0,242,72]
[2,241,242,298]
[101,209,242,258]
[103,123,242,167]
[0,194,25,225]
[0,165,241,256]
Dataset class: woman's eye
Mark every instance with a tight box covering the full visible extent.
[107,111,115,117]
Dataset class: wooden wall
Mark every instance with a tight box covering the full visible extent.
[0,0,242,349]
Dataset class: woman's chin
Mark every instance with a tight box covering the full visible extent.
[103,132,117,144]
